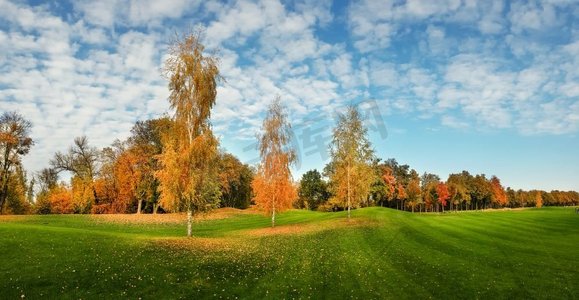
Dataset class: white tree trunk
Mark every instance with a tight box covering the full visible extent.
[187,209,192,237]
[271,194,276,227]
[136,199,142,214]
[347,160,351,219]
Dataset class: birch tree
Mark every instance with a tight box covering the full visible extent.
[327,106,374,218]
[252,97,297,227]
[155,29,221,237]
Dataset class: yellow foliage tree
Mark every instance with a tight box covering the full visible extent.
[327,106,375,218]
[155,29,221,237]
[535,191,543,208]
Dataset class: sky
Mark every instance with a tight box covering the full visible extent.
[1,0,578,191]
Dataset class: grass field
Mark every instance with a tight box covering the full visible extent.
[1,207,577,299]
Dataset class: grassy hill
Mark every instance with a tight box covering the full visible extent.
[1,207,577,299]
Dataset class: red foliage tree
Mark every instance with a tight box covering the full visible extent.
[436,182,450,213]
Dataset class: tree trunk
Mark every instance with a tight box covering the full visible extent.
[0,151,11,214]
[347,161,351,219]
[136,199,142,214]
[187,209,192,237]
[153,203,159,214]
[272,194,276,227]
[0,180,9,214]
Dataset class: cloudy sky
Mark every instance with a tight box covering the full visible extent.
[1,0,578,191]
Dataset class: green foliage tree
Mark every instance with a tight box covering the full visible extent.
[218,152,254,209]
[297,169,329,210]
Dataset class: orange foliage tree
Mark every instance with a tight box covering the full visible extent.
[396,183,407,211]
[381,166,396,206]
[114,148,146,213]
[490,176,507,208]
[252,97,297,227]
[48,184,74,214]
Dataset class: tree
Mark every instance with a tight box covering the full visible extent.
[156,29,222,237]
[506,187,517,208]
[396,183,408,211]
[127,117,174,214]
[436,182,450,213]
[535,191,543,208]
[380,165,396,207]
[48,183,74,214]
[0,112,33,214]
[218,152,254,209]
[422,182,436,212]
[406,178,421,213]
[490,176,507,208]
[471,174,492,210]
[3,164,32,214]
[115,148,144,213]
[252,98,297,227]
[419,173,439,212]
[297,169,329,210]
[50,136,100,213]
[34,168,59,214]
[327,106,375,218]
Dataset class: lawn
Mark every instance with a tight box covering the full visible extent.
[0,207,577,299]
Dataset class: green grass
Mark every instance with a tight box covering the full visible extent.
[1,207,577,299]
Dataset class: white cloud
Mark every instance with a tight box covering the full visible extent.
[72,0,201,28]
[441,115,470,129]
[477,0,505,34]
[509,1,559,33]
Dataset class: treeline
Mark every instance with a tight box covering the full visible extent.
[2,112,578,216]
[297,162,579,212]
[0,113,254,215]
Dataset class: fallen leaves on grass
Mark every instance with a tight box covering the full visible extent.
[246,217,378,237]
[89,208,258,225]
[152,236,258,257]
[0,215,27,222]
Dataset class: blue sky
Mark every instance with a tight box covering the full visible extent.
[0,0,578,191]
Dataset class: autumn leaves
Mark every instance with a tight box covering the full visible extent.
[252,97,297,227]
